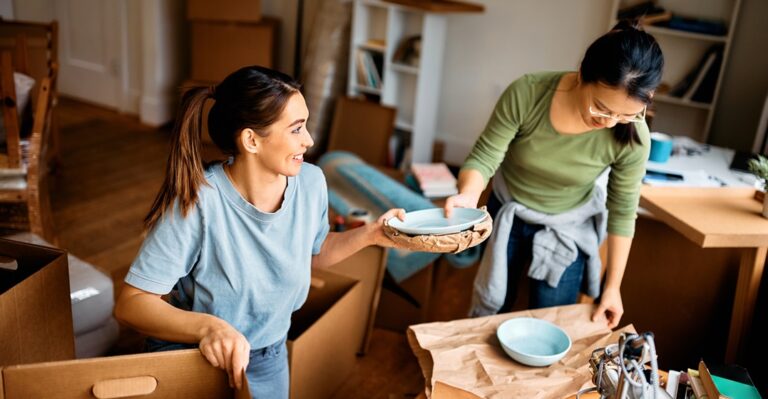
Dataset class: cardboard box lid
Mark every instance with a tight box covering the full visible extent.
[1,349,251,399]
[0,239,74,366]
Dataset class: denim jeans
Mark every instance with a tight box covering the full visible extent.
[486,193,586,312]
[145,335,289,399]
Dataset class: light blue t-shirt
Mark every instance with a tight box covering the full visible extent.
[125,161,330,349]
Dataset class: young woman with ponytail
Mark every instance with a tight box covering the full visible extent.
[114,66,404,398]
[445,21,664,327]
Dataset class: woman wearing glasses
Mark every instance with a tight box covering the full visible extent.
[445,20,663,328]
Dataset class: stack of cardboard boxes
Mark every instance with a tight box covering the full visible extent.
[187,0,279,84]
[0,237,386,398]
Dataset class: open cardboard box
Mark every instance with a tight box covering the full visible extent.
[0,238,74,366]
[0,349,251,399]
[0,267,363,399]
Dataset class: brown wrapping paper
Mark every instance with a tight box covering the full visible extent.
[407,304,637,398]
[384,212,493,254]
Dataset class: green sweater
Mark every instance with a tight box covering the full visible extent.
[462,71,650,237]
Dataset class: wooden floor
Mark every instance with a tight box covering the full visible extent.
[51,98,463,399]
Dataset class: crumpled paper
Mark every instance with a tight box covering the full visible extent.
[407,304,636,398]
[384,213,493,254]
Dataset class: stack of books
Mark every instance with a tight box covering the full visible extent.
[410,162,458,198]
[665,361,761,398]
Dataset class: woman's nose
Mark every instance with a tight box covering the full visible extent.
[303,130,315,148]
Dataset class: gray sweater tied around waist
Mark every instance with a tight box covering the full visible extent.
[470,174,607,317]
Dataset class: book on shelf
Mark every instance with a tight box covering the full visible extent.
[411,162,458,198]
[669,44,723,102]
[364,38,386,51]
[640,10,672,26]
[355,50,384,89]
[659,15,728,36]
[617,1,665,20]
[682,50,717,101]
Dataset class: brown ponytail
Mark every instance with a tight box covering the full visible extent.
[144,86,210,231]
[143,66,301,232]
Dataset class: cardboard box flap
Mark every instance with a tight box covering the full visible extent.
[289,269,358,340]
[1,349,251,399]
[0,239,73,366]
[287,269,364,399]
[0,239,65,294]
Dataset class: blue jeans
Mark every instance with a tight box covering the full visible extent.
[145,335,289,399]
[486,193,587,312]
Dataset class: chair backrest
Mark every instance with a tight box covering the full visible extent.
[0,50,22,169]
[0,48,55,176]
[26,74,54,180]
[0,18,58,84]
[327,96,396,167]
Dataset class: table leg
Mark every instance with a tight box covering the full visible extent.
[726,246,767,362]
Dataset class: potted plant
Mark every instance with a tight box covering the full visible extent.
[748,154,768,218]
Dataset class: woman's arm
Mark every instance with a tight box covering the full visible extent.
[444,168,486,217]
[114,285,250,390]
[591,233,632,328]
[312,208,405,269]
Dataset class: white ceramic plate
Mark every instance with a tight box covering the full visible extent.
[387,208,486,235]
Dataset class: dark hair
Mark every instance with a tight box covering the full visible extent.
[144,66,301,231]
[580,19,663,145]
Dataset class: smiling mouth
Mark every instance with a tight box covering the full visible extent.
[292,154,304,161]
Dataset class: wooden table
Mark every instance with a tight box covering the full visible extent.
[639,186,768,362]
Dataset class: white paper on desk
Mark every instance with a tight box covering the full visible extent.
[407,304,637,399]
[644,168,721,187]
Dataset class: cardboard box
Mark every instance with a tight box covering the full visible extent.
[0,238,74,366]
[0,349,251,398]
[187,0,262,23]
[288,269,364,399]
[327,246,387,354]
[0,268,363,399]
[190,18,279,83]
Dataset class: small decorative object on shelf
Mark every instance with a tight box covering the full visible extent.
[747,154,768,218]
[393,35,422,67]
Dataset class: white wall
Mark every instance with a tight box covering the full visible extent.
[436,0,613,164]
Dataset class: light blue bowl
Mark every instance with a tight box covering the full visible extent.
[496,317,572,367]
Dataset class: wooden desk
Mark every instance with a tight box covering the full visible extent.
[639,186,768,362]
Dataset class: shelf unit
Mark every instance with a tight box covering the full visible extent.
[348,0,482,163]
[609,0,741,142]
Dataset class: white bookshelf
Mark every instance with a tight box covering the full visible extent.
[348,0,482,163]
[610,0,741,142]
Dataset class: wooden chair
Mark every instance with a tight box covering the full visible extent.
[0,18,59,169]
[0,51,57,244]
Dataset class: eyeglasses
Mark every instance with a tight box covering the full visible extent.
[588,105,646,124]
